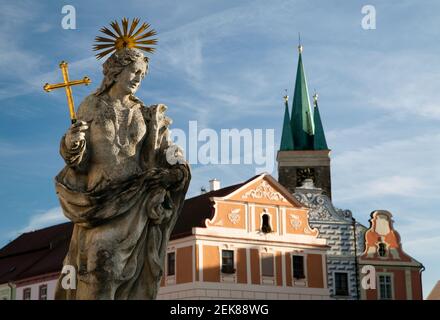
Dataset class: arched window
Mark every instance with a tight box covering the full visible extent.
[261,214,272,233]
[378,242,387,257]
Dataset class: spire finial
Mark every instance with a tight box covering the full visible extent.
[283,89,289,103]
[313,89,318,107]
[298,32,303,53]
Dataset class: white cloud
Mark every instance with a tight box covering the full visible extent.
[0,1,99,102]
[34,22,52,33]
[404,235,440,258]
[0,2,44,97]
[158,36,204,82]
[364,175,424,197]
[320,47,440,120]
[144,0,313,126]
[332,132,440,202]
[8,207,68,237]
[0,140,30,157]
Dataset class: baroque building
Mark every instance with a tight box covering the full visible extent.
[158,174,330,300]
[358,210,423,300]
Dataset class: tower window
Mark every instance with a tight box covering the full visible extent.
[334,272,349,296]
[167,252,175,276]
[378,243,387,257]
[261,214,272,233]
[221,250,235,274]
[292,255,305,279]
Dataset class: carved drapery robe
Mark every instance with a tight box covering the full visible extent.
[54,94,190,299]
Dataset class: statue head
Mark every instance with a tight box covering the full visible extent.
[95,48,149,97]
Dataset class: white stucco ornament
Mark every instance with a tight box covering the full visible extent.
[228,208,241,225]
[242,181,287,202]
[289,214,302,230]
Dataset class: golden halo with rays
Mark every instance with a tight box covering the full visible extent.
[93,18,158,60]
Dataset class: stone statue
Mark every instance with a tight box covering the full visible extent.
[54,44,190,299]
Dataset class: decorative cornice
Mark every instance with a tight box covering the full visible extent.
[294,191,353,222]
[242,181,287,202]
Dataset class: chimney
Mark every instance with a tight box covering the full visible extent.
[209,179,220,191]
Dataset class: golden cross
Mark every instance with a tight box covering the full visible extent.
[43,61,91,124]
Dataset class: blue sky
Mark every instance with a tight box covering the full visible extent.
[0,0,439,297]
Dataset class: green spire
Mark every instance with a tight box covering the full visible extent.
[312,93,328,150]
[290,45,315,150]
[280,94,294,151]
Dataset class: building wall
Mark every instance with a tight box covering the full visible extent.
[250,248,260,285]
[311,222,358,299]
[307,254,324,288]
[411,270,423,300]
[15,275,58,300]
[202,245,220,282]
[158,282,331,300]
[158,236,329,300]
[0,284,15,300]
[236,248,247,284]
[176,246,193,284]
[327,258,358,298]
[359,266,422,300]
[294,190,361,300]
[358,211,424,300]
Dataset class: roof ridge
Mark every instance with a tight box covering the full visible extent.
[185,181,248,201]
[0,246,52,260]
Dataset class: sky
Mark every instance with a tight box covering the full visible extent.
[0,0,439,298]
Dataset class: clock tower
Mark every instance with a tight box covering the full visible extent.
[277,44,331,199]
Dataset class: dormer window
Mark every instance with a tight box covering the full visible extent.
[261,214,272,233]
[378,243,387,257]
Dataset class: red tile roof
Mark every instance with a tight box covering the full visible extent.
[171,181,246,239]
[0,223,73,283]
[427,281,440,300]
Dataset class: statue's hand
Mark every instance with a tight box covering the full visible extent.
[160,167,184,189]
[65,121,88,150]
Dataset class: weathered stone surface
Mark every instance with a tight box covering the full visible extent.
[54,48,190,300]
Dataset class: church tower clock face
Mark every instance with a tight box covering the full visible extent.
[297,168,315,186]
